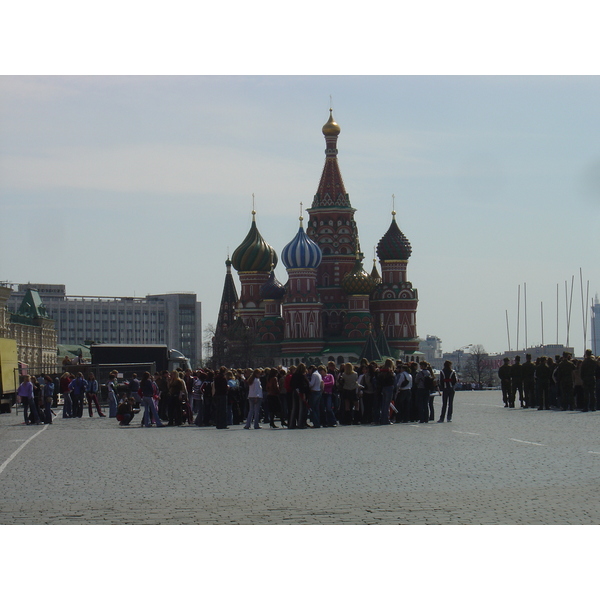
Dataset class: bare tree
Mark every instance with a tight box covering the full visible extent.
[463,344,496,387]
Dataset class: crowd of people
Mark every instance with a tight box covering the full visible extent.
[18,349,599,429]
[497,350,600,412]
[19,358,457,429]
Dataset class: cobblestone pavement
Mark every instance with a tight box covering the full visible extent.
[2,391,600,524]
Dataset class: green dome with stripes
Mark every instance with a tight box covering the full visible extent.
[231,214,278,273]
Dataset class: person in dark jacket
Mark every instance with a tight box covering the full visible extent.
[535,356,551,410]
[213,366,229,429]
[116,397,137,426]
[521,354,536,408]
[289,363,310,429]
[498,358,512,407]
[140,371,164,427]
[42,375,55,424]
[510,356,524,408]
[69,372,87,418]
[86,372,105,418]
[438,360,457,423]
[580,350,597,412]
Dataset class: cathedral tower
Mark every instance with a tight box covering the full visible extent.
[281,215,324,357]
[305,110,359,337]
[371,211,419,357]
[230,211,278,332]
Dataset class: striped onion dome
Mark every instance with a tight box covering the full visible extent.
[281,218,322,270]
[231,212,278,273]
[260,269,286,300]
[342,254,376,295]
[376,212,412,261]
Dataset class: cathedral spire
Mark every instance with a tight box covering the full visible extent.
[216,256,240,335]
[313,109,350,208]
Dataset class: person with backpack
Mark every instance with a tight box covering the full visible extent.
[438,360,457,423]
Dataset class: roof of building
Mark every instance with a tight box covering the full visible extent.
[281,218,322,270]
[375,329,393,358]
[342,254,376,295]
[312,110,351,209]
[231,212,278,273]
[377,213,412,261]
[370,259,382,286]
[216,257,240,331]
[358,333,382,363]
[260,269,286,300]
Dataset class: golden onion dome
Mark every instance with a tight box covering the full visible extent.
[342,255,376,296]
[322,109,341,136]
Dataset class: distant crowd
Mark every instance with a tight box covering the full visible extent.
[498,350,600,412]
[15,358,456,428]
[15,349,599,429]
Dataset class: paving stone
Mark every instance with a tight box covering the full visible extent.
[1,391,600,524]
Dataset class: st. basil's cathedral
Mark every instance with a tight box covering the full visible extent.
[213,110,419,368]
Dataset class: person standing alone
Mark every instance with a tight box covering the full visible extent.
[438,360,457,423]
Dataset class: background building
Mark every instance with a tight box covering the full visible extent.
[5,284,202,368]
[0,285,57,374]
[419,335,442,367]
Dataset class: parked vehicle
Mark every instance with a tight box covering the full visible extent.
[89,344,191,372]
[0,337,19,413]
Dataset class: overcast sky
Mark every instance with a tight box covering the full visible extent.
[2,74,600,356]
[2,2,599,357]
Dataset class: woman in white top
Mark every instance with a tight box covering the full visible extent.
[244,369,263,430]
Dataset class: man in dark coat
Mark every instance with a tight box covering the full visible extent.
[510,355,524,408]
[213,366,229,429]
[580,349,597,412]
[556,352,576,411]
[498,358,512,407]
[521,354,536,408]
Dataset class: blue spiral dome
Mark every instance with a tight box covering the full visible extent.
[281,219,322,270]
